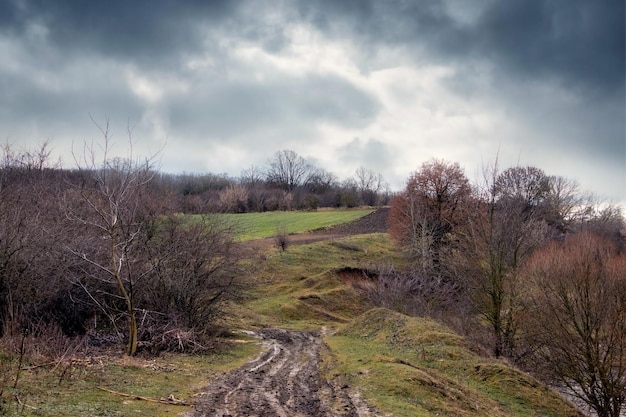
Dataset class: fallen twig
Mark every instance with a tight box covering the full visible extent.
[97,387,192,406]
[24,361,57,370]
[15,395,38,410]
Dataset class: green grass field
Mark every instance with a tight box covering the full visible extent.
[217,208,374,240]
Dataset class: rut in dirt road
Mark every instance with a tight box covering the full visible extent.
[189,328,379,417]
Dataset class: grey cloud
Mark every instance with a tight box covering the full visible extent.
[296,0,624,95]
[0,0,382,156]
[300,0,623,187]
[168,75,380,142]
[5,0,622,95]
[0,0,622,202]
[296,0,467,66]
[1,77,139,122]
[337,138,394,173]
[0,57,144,143]
[0,0,19,28]
[474,0,625,96]
[528,94,625,167]
[297,0,454,41]
[0,0,240,65]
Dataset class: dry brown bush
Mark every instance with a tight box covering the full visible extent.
[523,232,626,417]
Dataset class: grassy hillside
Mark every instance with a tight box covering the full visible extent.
[326,308,581,417]
[236,233,582,417]
[217,208,375,240]
[238,233,396,329]
[0,211,382,416]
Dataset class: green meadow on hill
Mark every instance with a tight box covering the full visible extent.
[218,208,375,240]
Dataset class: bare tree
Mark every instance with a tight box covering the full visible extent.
[274,224,289,252]
[577,203,625,250]
[462,162,547,358]
[359,265,460,319]
[494,166,550,212]
[240,165,265,186]
[389,190,436,274]
[389,159,471,276]
[523,232,626,417]
[64,120,159,355]
[305,167,337,194]
[337,178,360,208]
[265,149,311,192]
[239,165,269,212]
[354,166,387,206]
[542,175,584,235]
[219,184,249,213]
[143,214,243,336]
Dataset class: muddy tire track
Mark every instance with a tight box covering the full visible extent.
[188,328,380,417]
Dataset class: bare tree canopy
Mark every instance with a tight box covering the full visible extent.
[495,166,550,209]
[354,166,387,206]
[463,162,547,358]
[389,159,471,274]
[265,149,312,192]
[64,120,160,356]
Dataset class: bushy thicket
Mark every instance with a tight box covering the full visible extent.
[0,143,245,356]
[383,159,625,417]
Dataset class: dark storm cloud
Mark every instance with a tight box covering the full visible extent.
[4,0,622,92]
[475,0,624,95]
[298,0,454,43]
[0,0,19,27]
[296,0,466,65]
[0,0,240,64]
[471,0,625,170]
[297,0,624,94]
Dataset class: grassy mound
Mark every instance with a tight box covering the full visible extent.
[325,308,583,417]
[242,234,395,329]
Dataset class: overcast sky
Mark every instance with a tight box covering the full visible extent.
[1,0,624,203]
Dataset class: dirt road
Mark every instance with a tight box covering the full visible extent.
[188,328,380,417]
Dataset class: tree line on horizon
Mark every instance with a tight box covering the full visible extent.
[149,147,391,213]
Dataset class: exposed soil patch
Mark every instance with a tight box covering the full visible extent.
[188,328,380,417]
[312,207,389,236]
[336,267,378,291]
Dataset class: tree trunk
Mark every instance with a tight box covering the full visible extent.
[127,310,138,356]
